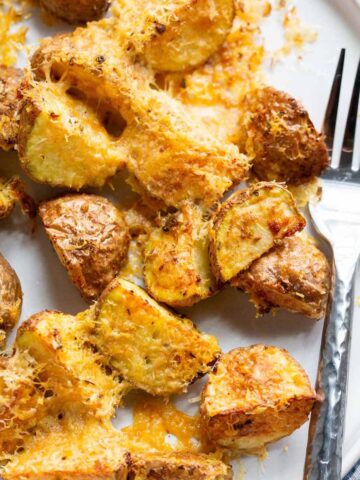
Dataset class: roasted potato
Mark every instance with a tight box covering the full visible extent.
[30,28,248,206]
[232,236,331,319]
[16,310,126,417]
[124,91,248,207]
[201,345,317,452]
[2,415,130,480]
[131,452,232,479]
[0,176,36,220]
[0,65,23,151]
[39,194,130,301]
[18,80,128,190]
[238,87,329,184]
[144,205,218,307]
[40,0,110,24]
[94,278,221,395]
[0,254,22,347]
[209,182,306,283]
[116,0,234,72]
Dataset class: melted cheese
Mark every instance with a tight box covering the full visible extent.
[118,395,206,454]
[0,5,27,66]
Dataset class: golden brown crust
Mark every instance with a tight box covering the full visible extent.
[209,182,306,283]
[94,277,221,395]
[232,236,331,319]
[130,452,232,479]
[144,205,219,307]
[0,176,36,220]
[40,0,110,24]
[0,65,23,151]
[0,254,22,347]
[201,345,317,452]
[238,87,329,184]
[39,194,130,301]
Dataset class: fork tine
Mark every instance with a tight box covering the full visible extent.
[322,49,345,157]
[339,58,360,170]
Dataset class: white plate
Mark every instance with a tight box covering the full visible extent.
[1,1,360,478]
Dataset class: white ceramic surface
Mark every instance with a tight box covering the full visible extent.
[1,1,360,478]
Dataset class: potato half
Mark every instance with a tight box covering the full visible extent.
[209,182,306,283]
[238,87,329,184]
[144,205,218,307]
[94,278,221,395]
[116,0,234,72]
[16,311,126,417]
[18,81,128,190]
[39,194,130,301]
[40,0,110,24]
[232,236,331,319]
[0,253,22,347]
[0,65,23,151]
[201,345,317,452]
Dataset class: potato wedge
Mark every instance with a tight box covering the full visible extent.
[209,183,306,283]
[40,0,110,24]
[2,415,130,480]
[238,87,329,184]
[39,194,130,301]
[0,65,23,151]
[18,81,128,189]
[232,236,331,319]
[201,345,317,452]
[115,0,234,72]
[131,452,232,479]
[144,205,218,307]
[94,278,221,395]
[0,254,22,347]
[16,311,126,417]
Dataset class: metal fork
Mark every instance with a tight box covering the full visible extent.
[304,50,360,480]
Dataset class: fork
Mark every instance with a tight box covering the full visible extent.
[304,50,360,479]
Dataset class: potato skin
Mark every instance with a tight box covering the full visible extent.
[201,345,317,452]
[130,452,232,479]
[0,65,23,151]
[238,87,329,184]
[40,0,110,24]
[144,205,219,307]
[209,182,306,283]
[232,236,331,319]
[39,194,130,301]
[94,277,221,395]
[0,253,22,347]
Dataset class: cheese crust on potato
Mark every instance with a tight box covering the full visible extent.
[144,205,218,307]
[232,236,331,319]
[201,345,317,452]
[30,26,248,205]
[0,65,23,151]
[16,311,126,418]
[18,81,128,190]
[39,194,130,301]
[0,253,22,347]
[209,182,306,283]
[94,278,221,395]
[238,87,329,184]
[40,0,110,24]
[115,0,234,72]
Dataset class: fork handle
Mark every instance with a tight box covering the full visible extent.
[305,254,359,480]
